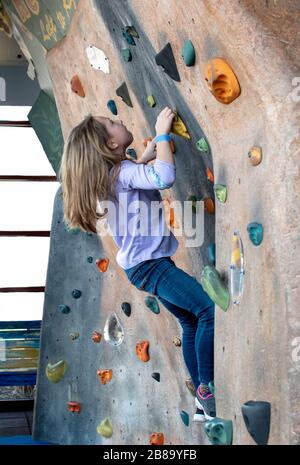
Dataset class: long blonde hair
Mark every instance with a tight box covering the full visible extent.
[58,114,121,234]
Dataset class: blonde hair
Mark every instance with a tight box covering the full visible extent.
[58,114,121,234]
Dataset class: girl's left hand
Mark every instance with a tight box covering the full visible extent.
[135,139,157,164]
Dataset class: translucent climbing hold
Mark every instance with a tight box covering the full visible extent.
[247,222,263,246]
[230,230,245,305]
[185,378,196,397]
[206,243,216,266]
[181,40,195,66]
[241,401,271,445]
[204,418,233,445]
[204,198,215,214]
[147,95,156,107]
[65,226,80,234]
[151,372,160,382]
[96,258,109,272]
[107,100,118,115]
[150,432,164,445]
[126,148,137,160]
[67,401,81,414]
[196,137,209,152]
[201,266,230,311]
[145,296,160,314]
[87,256,93,263]
[97,418,113,438]
[186,195,198,214]
[206,167,214,183]
[180,410,190,427]
[116,82,133,108]
[155,42,181,82]
[71,289,81,299]
[97,369,113,385]
[59,304,71,315]
[86,45,110,74]
[103,313,124,347]
[71,75,85,98]
[46,360,67,383]
[208,381,215,395]
[171,112,190,139]
[122,30,136,46]
[125,26,139,38]
[173,336,181,347]
[121,48,132,62]
[136,340,150,362]
[92,331,102,343]
[248,146,262,166]
[214,184,227,203]
[121,302,131,317]
[69,332,79,341]
[205,58,241,104]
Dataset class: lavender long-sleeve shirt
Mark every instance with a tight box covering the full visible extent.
[105,158,179,270]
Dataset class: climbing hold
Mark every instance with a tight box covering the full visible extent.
[65,226,80,234]
[248,146,262,166]
[107,100,118,115]
[71,289,81,299]
[208,381,215,395]
[71,75,85,98]
[180,410,190,427]
[204,198,215,214]
[125,26,139,38]
[122,30,136,46]
[171,112,190,139]
[214,184,227,203]
[145,296,160,314]
[67,401,81,414]
[247,222,263,246]
[187,195,198,214]
[206,167,214,183]
[121,302,131,317]
[97,418,113,438]
[205,58,241,104]
[196,137,209,152]
[121,48,132,62]
[116,82,133,108]
[69,332,79,341]
[150,432,164,445]
[86,45,110,74]
[181,40,195,66]
[92,331,102,343]
[155,42,181,82]
[126,148,137,160]
[87,256,93,263]
[173,336,181,347]
[136,340,150,362]
[206,243,216,266]
[46,360,67,383]
[96,258,109,272]
[241,400,271,445]
[103,313,124,346]
[204,418,233,445]
[97,369,113,385]
[201,265,230,311]
[230,230,245,305]
[147,95,156,107]
[185,378,196,397]
[59,304,71,315]
[151,372,160,382]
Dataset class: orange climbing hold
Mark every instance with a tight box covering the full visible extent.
[150,432,165,445]
[136,340,150,362]
[205,58,240,104]
[92,331,102,343]
[204,198,215,214]
[206,167,214,183]
[67,401,81,413]
[97,369,113,385]
[71,75,85,98]
[96,258,109,272]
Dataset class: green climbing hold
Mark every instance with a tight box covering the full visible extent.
[208,381,215,395]
[72,289,81,299]
[145,296,160,314]
[214,184,227,203]
[196,137,209,153]
[181,40,195,66]
[46,360,67,383]
[59,304,71,315]
[204,418,233,445]
[187,195,198,214]
[121,302,131,317]
[201,266,230,311]
[107,99,118,115]
[147,95,156,107]
[66,226,80,234]
[122,30,135,46]
[97,418,113,438]
[151,372,160,382]
[180,410,190,427]
[125,26,139,38]
[121,48,132,62]
[247,222,263,246]
[87,256,93,263]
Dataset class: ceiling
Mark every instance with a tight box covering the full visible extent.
[0,30,26,66]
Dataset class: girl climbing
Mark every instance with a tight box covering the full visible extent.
[59,107,216,421]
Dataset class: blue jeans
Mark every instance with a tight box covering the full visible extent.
[124,256,215,388]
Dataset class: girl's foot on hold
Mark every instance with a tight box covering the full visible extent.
[193,407,206,423]
[195,383,216,421]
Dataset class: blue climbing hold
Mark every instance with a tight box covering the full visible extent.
[107,100,118,115]
[206,243,216,265]
[87,256,93,263]
[247,222,263,246]
[145,296,160,314]
[72,289,81,299]
[123,30,135,46]
[126,148,137,160]
[180,410,190,427]
[59,304,71,315]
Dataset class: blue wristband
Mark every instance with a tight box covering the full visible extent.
[155,134,172,143]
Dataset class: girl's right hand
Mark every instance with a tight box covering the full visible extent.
[155,106,176,136]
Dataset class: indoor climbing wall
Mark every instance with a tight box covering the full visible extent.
[29,0,300,445]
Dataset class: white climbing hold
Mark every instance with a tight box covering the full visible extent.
[85,45,110,74]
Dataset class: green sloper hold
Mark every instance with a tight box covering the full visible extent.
[201,266,230,311]
[147,95,156,107]
[122,31,135,46]
[97,418,113,438]
[214,184,227,203]
[46,360,67,383]
[180,410,190,427]
[181,40,195,66]
[247,222,263,246]
[204,418,233,445]
[145,296,160,314]
[121,48,132,62]
[116,82,133,108]
[196,137,209,152]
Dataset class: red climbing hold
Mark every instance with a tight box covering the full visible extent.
[71,75,85,98]
[97,369,113,385]
[136,340,150,362]
[92,331,102,343]
[150,432,165,445]
[96,258,109,272]
[67,401,81,413]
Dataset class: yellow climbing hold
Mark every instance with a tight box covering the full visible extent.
[46,360,67,383]
[171,112,190,139]
[97,418,113,438]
